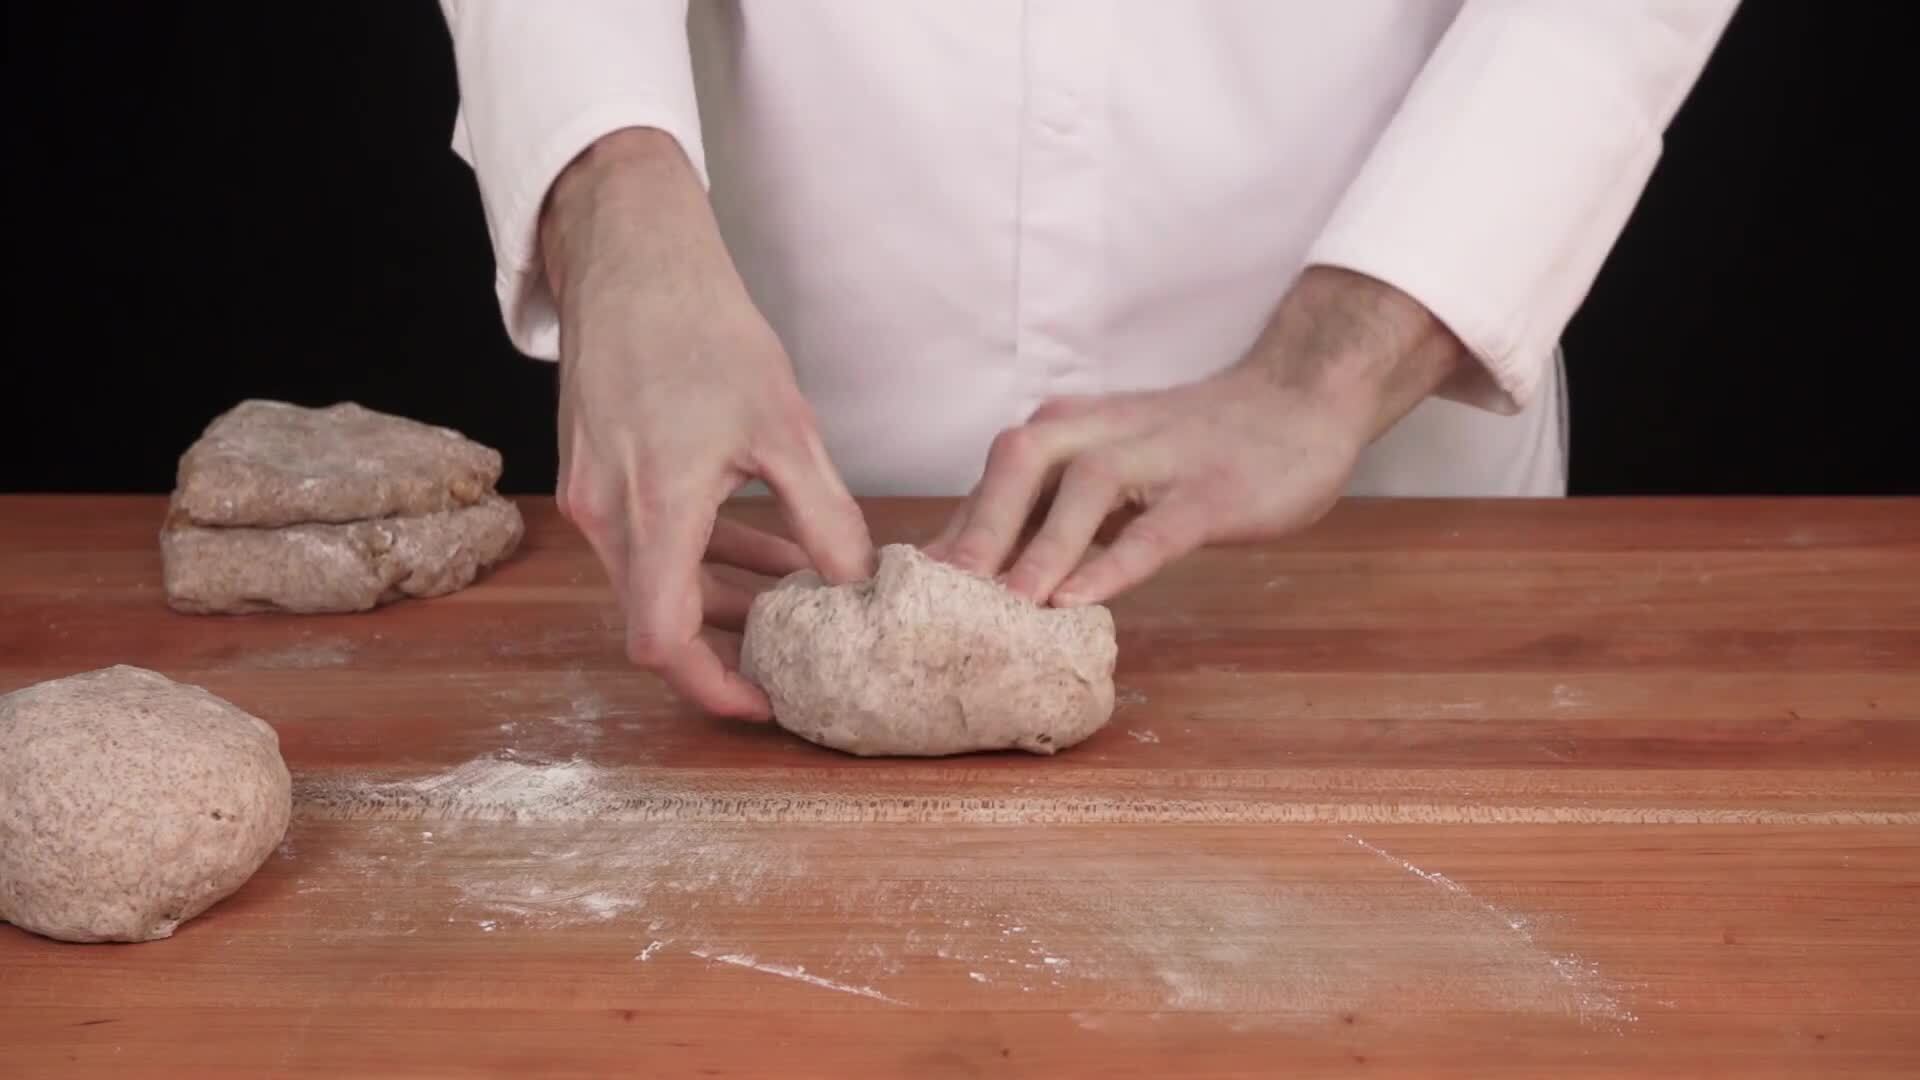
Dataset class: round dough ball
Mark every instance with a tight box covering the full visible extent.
[741,544,1118,756]
[0,665,292,943]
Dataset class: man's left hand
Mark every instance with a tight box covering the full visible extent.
[925,266,1468,607]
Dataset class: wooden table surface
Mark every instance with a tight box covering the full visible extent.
[2,495,1916,1078]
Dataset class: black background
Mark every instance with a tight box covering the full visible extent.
[4,2,1911,498]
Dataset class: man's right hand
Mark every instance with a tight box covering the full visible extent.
[539,128,875,720]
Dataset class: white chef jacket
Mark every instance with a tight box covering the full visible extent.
[438,1,1737,497]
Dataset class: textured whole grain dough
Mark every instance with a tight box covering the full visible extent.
[173,399,504,527]
[740,544,1118,756]
[161,494,524,614]
[0,665,292,943]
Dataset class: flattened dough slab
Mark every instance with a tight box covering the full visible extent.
[172,399,503,528]
[161,494,524,614]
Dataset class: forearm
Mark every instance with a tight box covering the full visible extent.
[538,127,739,317]
[437,1,705,360]
[1239,266,1466,446]
[1300,2,1738,413]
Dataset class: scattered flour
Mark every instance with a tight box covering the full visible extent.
[488,612,623,659]
[545,669,608,741]
[445,669,618,753]
[433,817,785,931]
[232,637,356,669]
[301,754,612,822]
[689,949,908,1006]
[288,755,1635,1025]
[1346,834,1632,1026]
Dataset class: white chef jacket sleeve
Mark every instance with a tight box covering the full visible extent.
[437,0,705,360]
[1303,1,1740,414]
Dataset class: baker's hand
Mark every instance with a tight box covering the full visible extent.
[927,266,1467,606]
[543,128,875,719]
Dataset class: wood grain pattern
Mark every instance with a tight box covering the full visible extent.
[2,494,1916,1078]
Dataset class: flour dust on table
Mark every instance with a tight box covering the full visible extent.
[160,399,523,614]
[0,666,291,942]
[289,753,1632,1026]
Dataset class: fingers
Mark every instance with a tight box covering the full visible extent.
[632,563,769,718]
[618,479,760,713]
[706,516,810,578]
[758,427,876,585]
[922,505,967,561]
[938,398,1142,576]
[560,478,633,601]
[1053,490,1213,607]
[699,566,760,632]
[924,402,1076,561]
[705,626,746,671]
[926,486,1061,567]
[560,474,765,716]
[939,426,1069,576]
[621,497,706,661]
[652,633,773,721]
[1001,454,1126,602]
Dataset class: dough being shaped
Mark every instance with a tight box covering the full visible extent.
[172,399,504,528]
[0,666,292,943]
[740,544,1118,756]
[161,493,524,614]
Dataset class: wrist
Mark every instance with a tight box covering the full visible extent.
[545,127,685,217]
[1238,265,1466,443]
[538,127,718,306]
